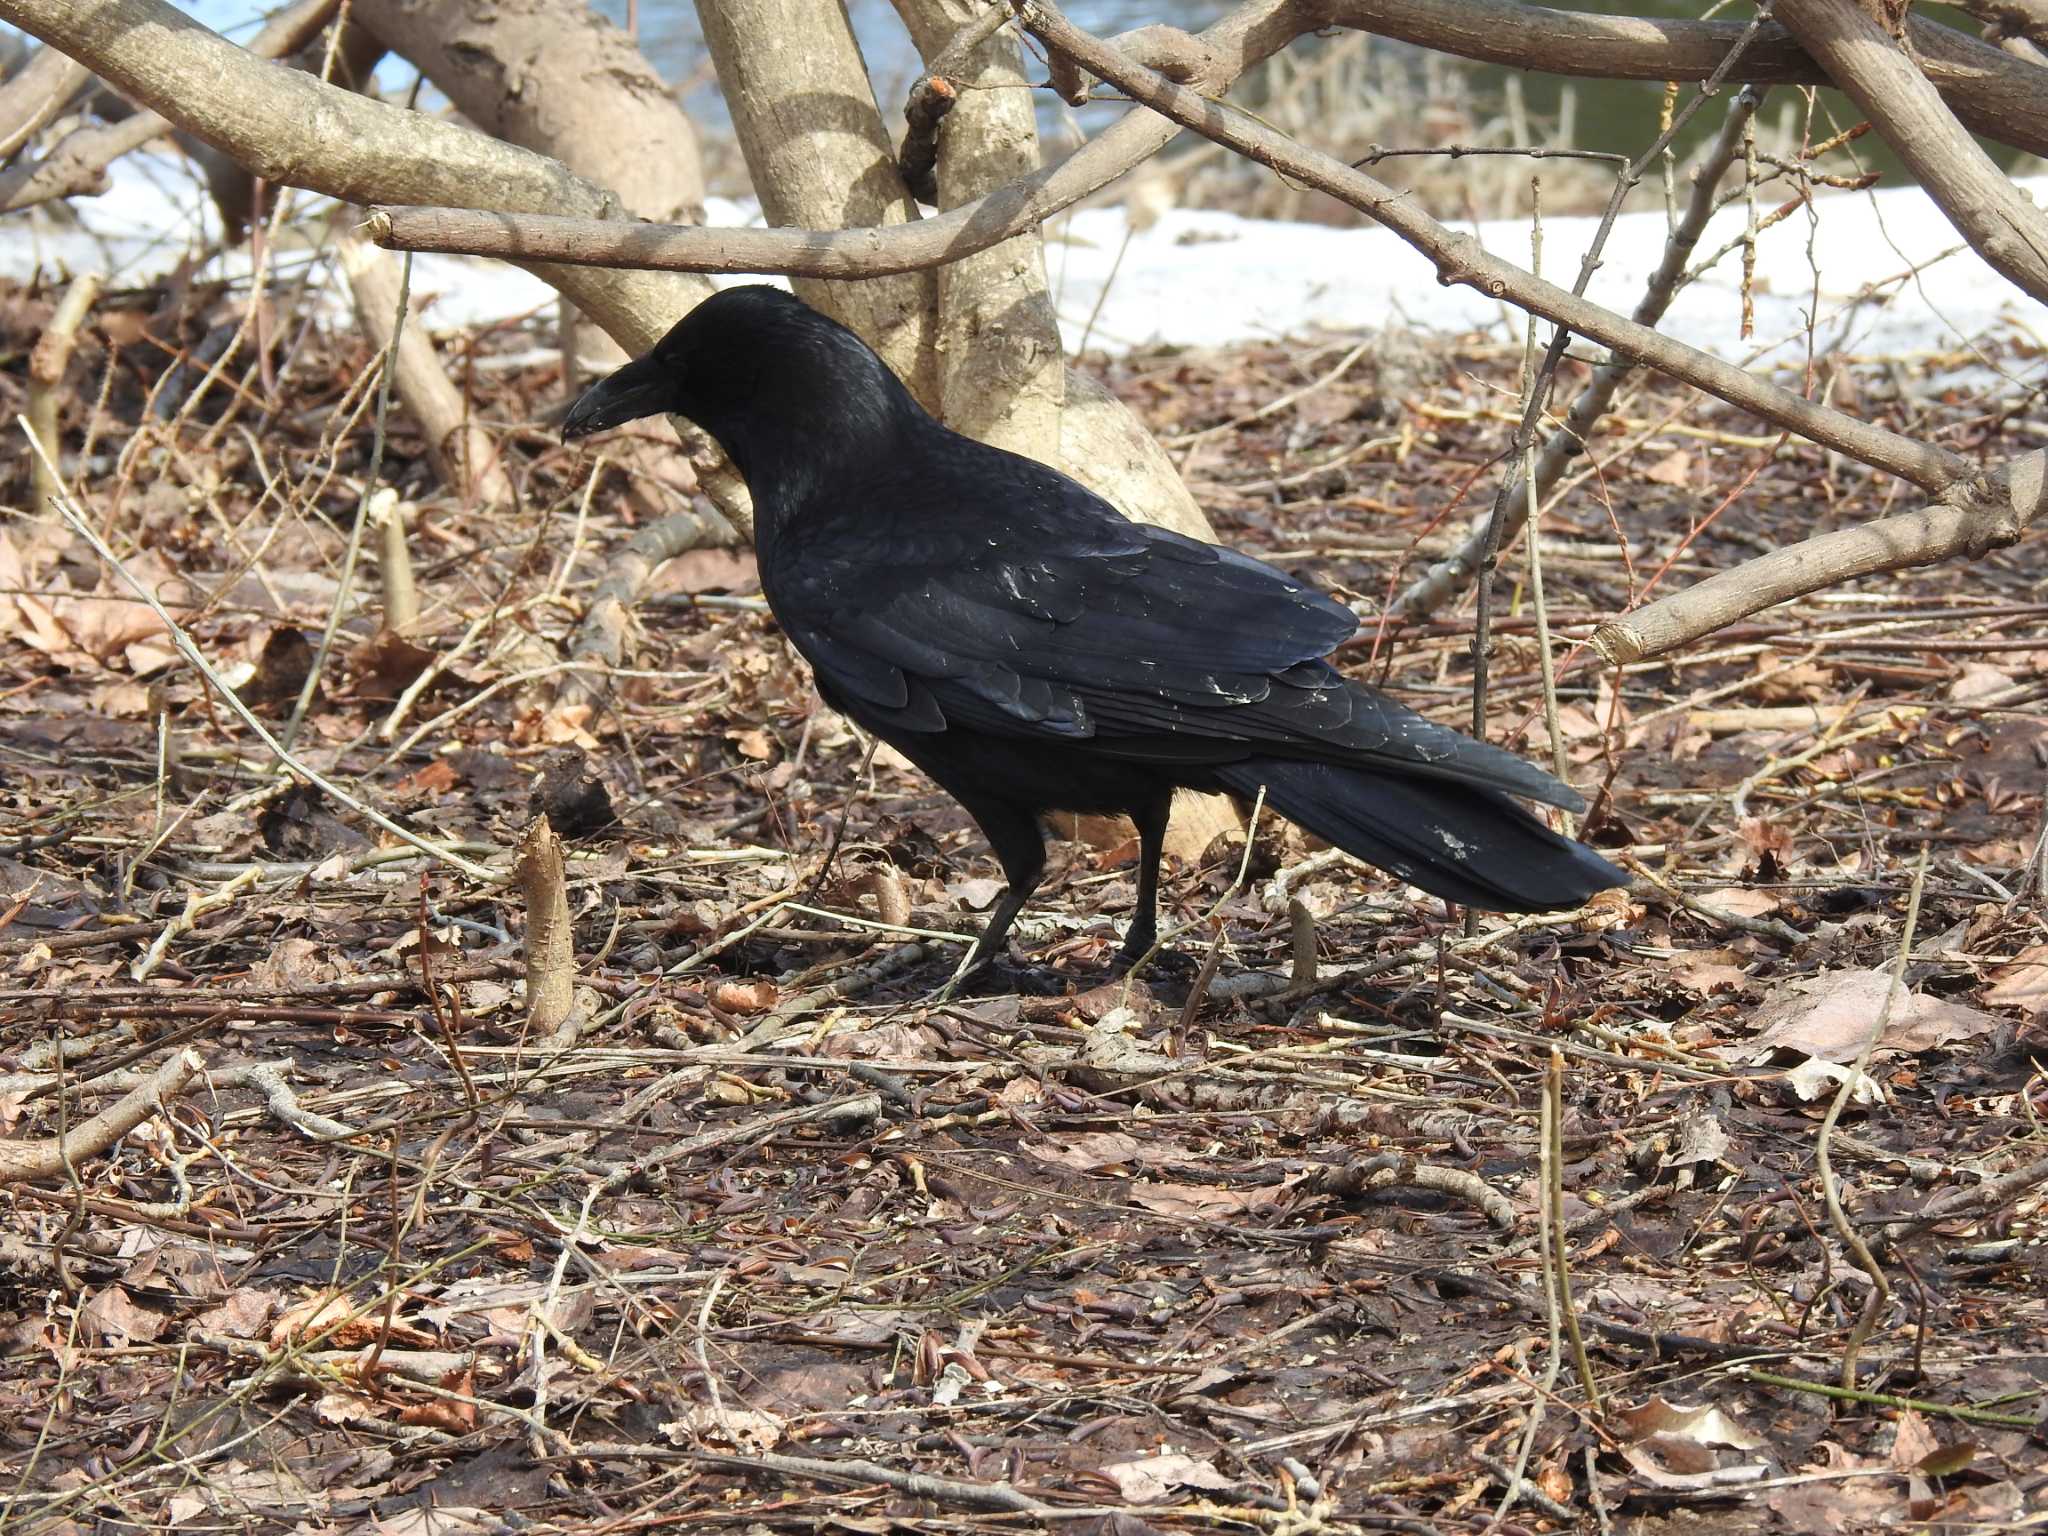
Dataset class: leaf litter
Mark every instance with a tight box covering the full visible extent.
[0,271,2045,1534]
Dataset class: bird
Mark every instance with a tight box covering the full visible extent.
[563,285,1626,978]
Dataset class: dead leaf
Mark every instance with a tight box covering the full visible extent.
[663,1404,786,1452]
[191,1289,276,1340]
[1697,886,1781,919]
[729,727,775,761]
[654,547,759,595]
[1784,1055,1885,1104]
[1658,1108,1732,1171]
[1948,663,2015,703]
[1616,1396,1764,1450]
[1984,945,2048,1017]
[1731,969,2001,1064]
[1615,1395,1768,1490]
[1669,948,1750,996]
[1097,1452,1235,1502]
[315,1390,386,1426]
[946,876,1004,911]
[1643,447,1693,486]
[1128,1180,1279,1219]
[80,1285,166,1346]
[711,979,778,1015]
[1023,1131,1145,1173]
[347,628,435,702]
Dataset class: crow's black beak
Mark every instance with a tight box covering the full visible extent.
[562,354,670,440]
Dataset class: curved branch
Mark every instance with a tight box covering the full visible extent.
[1774,0,2048,304]
[1592,449,2045,663]
[1010,0,1970,496]
[0,1048,203,1183]
[1319,0,2048,158]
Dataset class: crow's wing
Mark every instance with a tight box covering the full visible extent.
[769,459,1574,808]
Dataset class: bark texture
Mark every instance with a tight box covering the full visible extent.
[891,0,1064,462]
[697,0,940,406]
[354,0,706,374]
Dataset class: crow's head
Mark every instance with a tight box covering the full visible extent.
[562,285,913,477]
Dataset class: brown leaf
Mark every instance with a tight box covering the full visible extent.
[1023,1131,1145,1173]
[80,1285,166,1346]
[191,1289,277,1340]
[711,978,778,1015]
[728,727,775,761]
[1669,948,1750,997]
[653,547,759,596]
[1128,1180,1280,1219]
[393,758,461,798]
[1097,1452,1235,1502]
[347,628,435,702]
[1643,447,1693,486]
[1731,968,2002,1064]
[1984,945,2048,1017]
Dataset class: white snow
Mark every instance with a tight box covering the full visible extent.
[5,150,2043,378]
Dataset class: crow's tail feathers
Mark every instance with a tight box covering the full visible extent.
[1215,758,1627,913]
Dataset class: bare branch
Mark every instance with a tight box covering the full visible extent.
[1775,0,2048,305]
[1324,0,2048,158]
[0,1049,203,1183]
[1592,450,2045,663]
[1393,86,1767,618]
[0,0,701,360]
[340,235,514,507]
[0,38,89,161]
[0,0,337,211]
[1008,0,1969,495]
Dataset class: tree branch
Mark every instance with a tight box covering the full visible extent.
[0,0,755,528]
[0,1049,203,1183]
[1774,0,2048,305]
[1321,0,2048,158]
[1008,0,1970,496]
[1592,449,2045,663]
[0,0,337,212]
[1392,85,1767,618]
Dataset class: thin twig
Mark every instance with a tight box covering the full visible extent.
[1817,848,1929,1390]
[22,420,501,885]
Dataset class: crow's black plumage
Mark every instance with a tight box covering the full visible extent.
[564,286,1626,972]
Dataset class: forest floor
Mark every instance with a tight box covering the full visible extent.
[0,276,2044,1535]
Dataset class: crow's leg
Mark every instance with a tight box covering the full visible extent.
[960,799,1047,974]
[1116,790,1174,966]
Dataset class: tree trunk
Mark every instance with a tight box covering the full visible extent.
[696,0,941,406]
[352,0,706,382]
[891,0,1064,461]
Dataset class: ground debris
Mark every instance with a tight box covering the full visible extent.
[2,273,2045,1533]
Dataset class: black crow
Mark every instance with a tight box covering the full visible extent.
[564,286,1625,974]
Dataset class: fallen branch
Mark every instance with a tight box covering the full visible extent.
[0,1048,203,1183]
[339,233,514,507]
[561,502,738,708]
